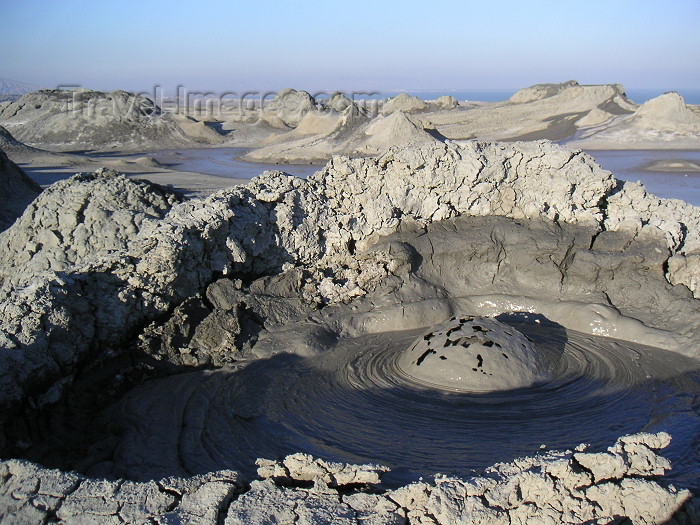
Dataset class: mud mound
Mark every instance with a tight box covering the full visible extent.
[0,148,42,231]
[508,80,580,103]
[0,125,38,154]
[242,105,369,162]
[129,156,168,169]
[0,168,178,282]
[357,111,442,154]
[397,316,553,391]
[382,93,427,115]
[0,89,223,151]
[571,92,700,149]
[292,110,345,136]
[262,88,317,128]
[642,159,700,172]
[319,92,357,113]
[632,92,700,129]
[434,94,458,109]
[575,107,617,127]
[246,107,441,163]
[239,90,376,161]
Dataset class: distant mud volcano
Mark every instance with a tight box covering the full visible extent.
[0,88,223,151]
[1,141,700,523]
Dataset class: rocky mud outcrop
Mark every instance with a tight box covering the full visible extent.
[1,432,696,524]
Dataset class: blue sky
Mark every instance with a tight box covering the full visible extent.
[1,0,699,93]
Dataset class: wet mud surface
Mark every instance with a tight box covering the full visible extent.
[56,316,699,491]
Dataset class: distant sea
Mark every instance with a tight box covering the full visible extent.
[362,88,700,105]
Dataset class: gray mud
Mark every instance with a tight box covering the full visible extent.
[46,308,700,493]
[13,213,700,496]
[3,140,700,523]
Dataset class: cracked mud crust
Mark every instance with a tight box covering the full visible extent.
[1,433,698,524]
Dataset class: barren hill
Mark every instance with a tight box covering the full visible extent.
[428,80,636,141]
[0,89,224,152]
[244,110,443,163]
[570,92,700,149]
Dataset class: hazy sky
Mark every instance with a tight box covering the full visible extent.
[2,0,699,93]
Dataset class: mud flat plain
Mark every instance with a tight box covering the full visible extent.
[1,83,700,523]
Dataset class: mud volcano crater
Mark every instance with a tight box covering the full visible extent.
[7,215,700,493]
[2,141,700,522]
[76,308,699,491]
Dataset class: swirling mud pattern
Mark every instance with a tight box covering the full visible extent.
[107,314,700,490]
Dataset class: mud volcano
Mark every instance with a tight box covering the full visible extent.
[1,141,700,523]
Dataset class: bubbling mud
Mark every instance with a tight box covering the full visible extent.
[397,316,553,392]
[101,314,700,490]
